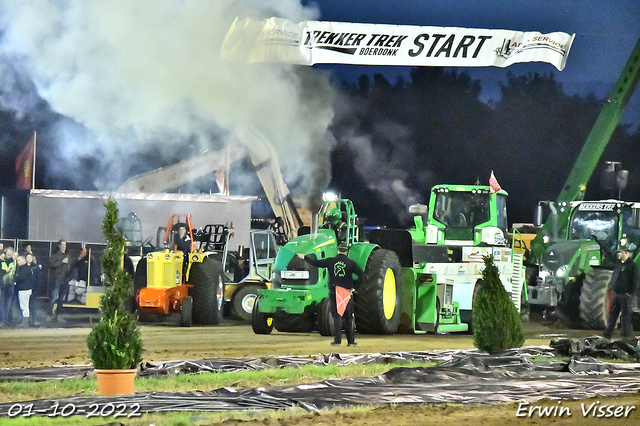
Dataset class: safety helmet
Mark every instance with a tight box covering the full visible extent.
[618,238,637,252]
[325,208,341,225]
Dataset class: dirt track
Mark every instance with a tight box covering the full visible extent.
[0,315,594,369]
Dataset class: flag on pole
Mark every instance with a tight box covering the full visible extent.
[15,132,36,190]
[489,170,502,194]
[335,286,354,317]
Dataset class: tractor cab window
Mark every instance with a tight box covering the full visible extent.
[433,192,490,229]
[569,206,618,255]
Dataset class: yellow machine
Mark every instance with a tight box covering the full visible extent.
[134,214,227,326]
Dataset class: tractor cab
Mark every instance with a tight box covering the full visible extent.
[420,184,508,247]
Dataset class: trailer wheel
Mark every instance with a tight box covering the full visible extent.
[230,284,261,321]
[317,297,333,336]
[180,296,193,327]
[274,311,315,332]
[354,249,402,334]
[251,296,273,334]
[579,269,612,330]
[190,257,225,325]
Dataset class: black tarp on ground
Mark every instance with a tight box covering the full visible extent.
[0,348,552,382]
[2,344,640,417]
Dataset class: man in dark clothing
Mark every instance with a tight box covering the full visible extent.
[1,248,16,325]
[14,255,37,327]
[603,240,639,340]
[298,243,364,346]
[49,240,71,320]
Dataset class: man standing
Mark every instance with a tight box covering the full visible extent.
[298,243,364,346]
[603,239,639,340]
[15,255,37,327]
[49,240,71,321]
[0,250,15,326]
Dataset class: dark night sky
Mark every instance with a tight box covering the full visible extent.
[0,0,638,229]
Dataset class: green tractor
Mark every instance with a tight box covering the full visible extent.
[368,184,521,332]
[529,200,640,329]
[252,198,404,335]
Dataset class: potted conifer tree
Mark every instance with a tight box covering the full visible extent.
[87,197,143,395]
[472,255,525,353]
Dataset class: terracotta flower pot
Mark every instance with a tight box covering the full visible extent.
[95,369,137,396]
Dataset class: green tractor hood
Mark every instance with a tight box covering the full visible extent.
[273,229,338,271]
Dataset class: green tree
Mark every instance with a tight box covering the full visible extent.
[472,255,524,352]
[86,197,143,369]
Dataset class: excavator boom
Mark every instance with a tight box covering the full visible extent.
[532,37,640,258]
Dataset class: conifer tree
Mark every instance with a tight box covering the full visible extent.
[472,255,524,352]
[87,197,142,369]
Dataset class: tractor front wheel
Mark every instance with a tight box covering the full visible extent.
[180,296,193,327]
[317,297,333,336]
[354,249,402,334]
[190,257,225,325]
[251,296,273,334]
[579,269,612,330]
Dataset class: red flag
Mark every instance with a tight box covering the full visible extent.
[15,133,35,190]
[335,286,353,316]
[489,170,502,194]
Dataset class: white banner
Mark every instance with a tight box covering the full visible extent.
[221,17,575,70]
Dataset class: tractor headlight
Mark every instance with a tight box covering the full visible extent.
[146,253,153,260]
[556,265,568,277]
[165,254,171,260]
[192,255,199,262]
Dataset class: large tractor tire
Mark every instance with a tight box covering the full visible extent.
[579,269,612,330]
[317,297,333,336]
[354,249,402,334]
[274,311,315,332]
[230,284,261,321]
[251,296,274,334]
[190,257,225,325]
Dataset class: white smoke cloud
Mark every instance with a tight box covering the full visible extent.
[0,0,334,199]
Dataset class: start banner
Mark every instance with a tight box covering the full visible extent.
[221,17,575,70]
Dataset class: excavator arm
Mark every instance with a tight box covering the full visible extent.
[531,37,640,258]
[117,126,304,241]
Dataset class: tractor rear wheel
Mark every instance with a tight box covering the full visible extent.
[251,296,273,334]
[180,296,193,327]
[190,257,225,325]
[230,284,261,321]
[354,249,402,334]
[579,269,612,330]
[317,297,333,336]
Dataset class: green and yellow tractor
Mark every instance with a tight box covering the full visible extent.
[252,196,469,335]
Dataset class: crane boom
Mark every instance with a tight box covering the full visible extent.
[117,126,304,240]
[531,37,640,258]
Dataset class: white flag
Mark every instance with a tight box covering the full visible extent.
[222,17,575,70]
